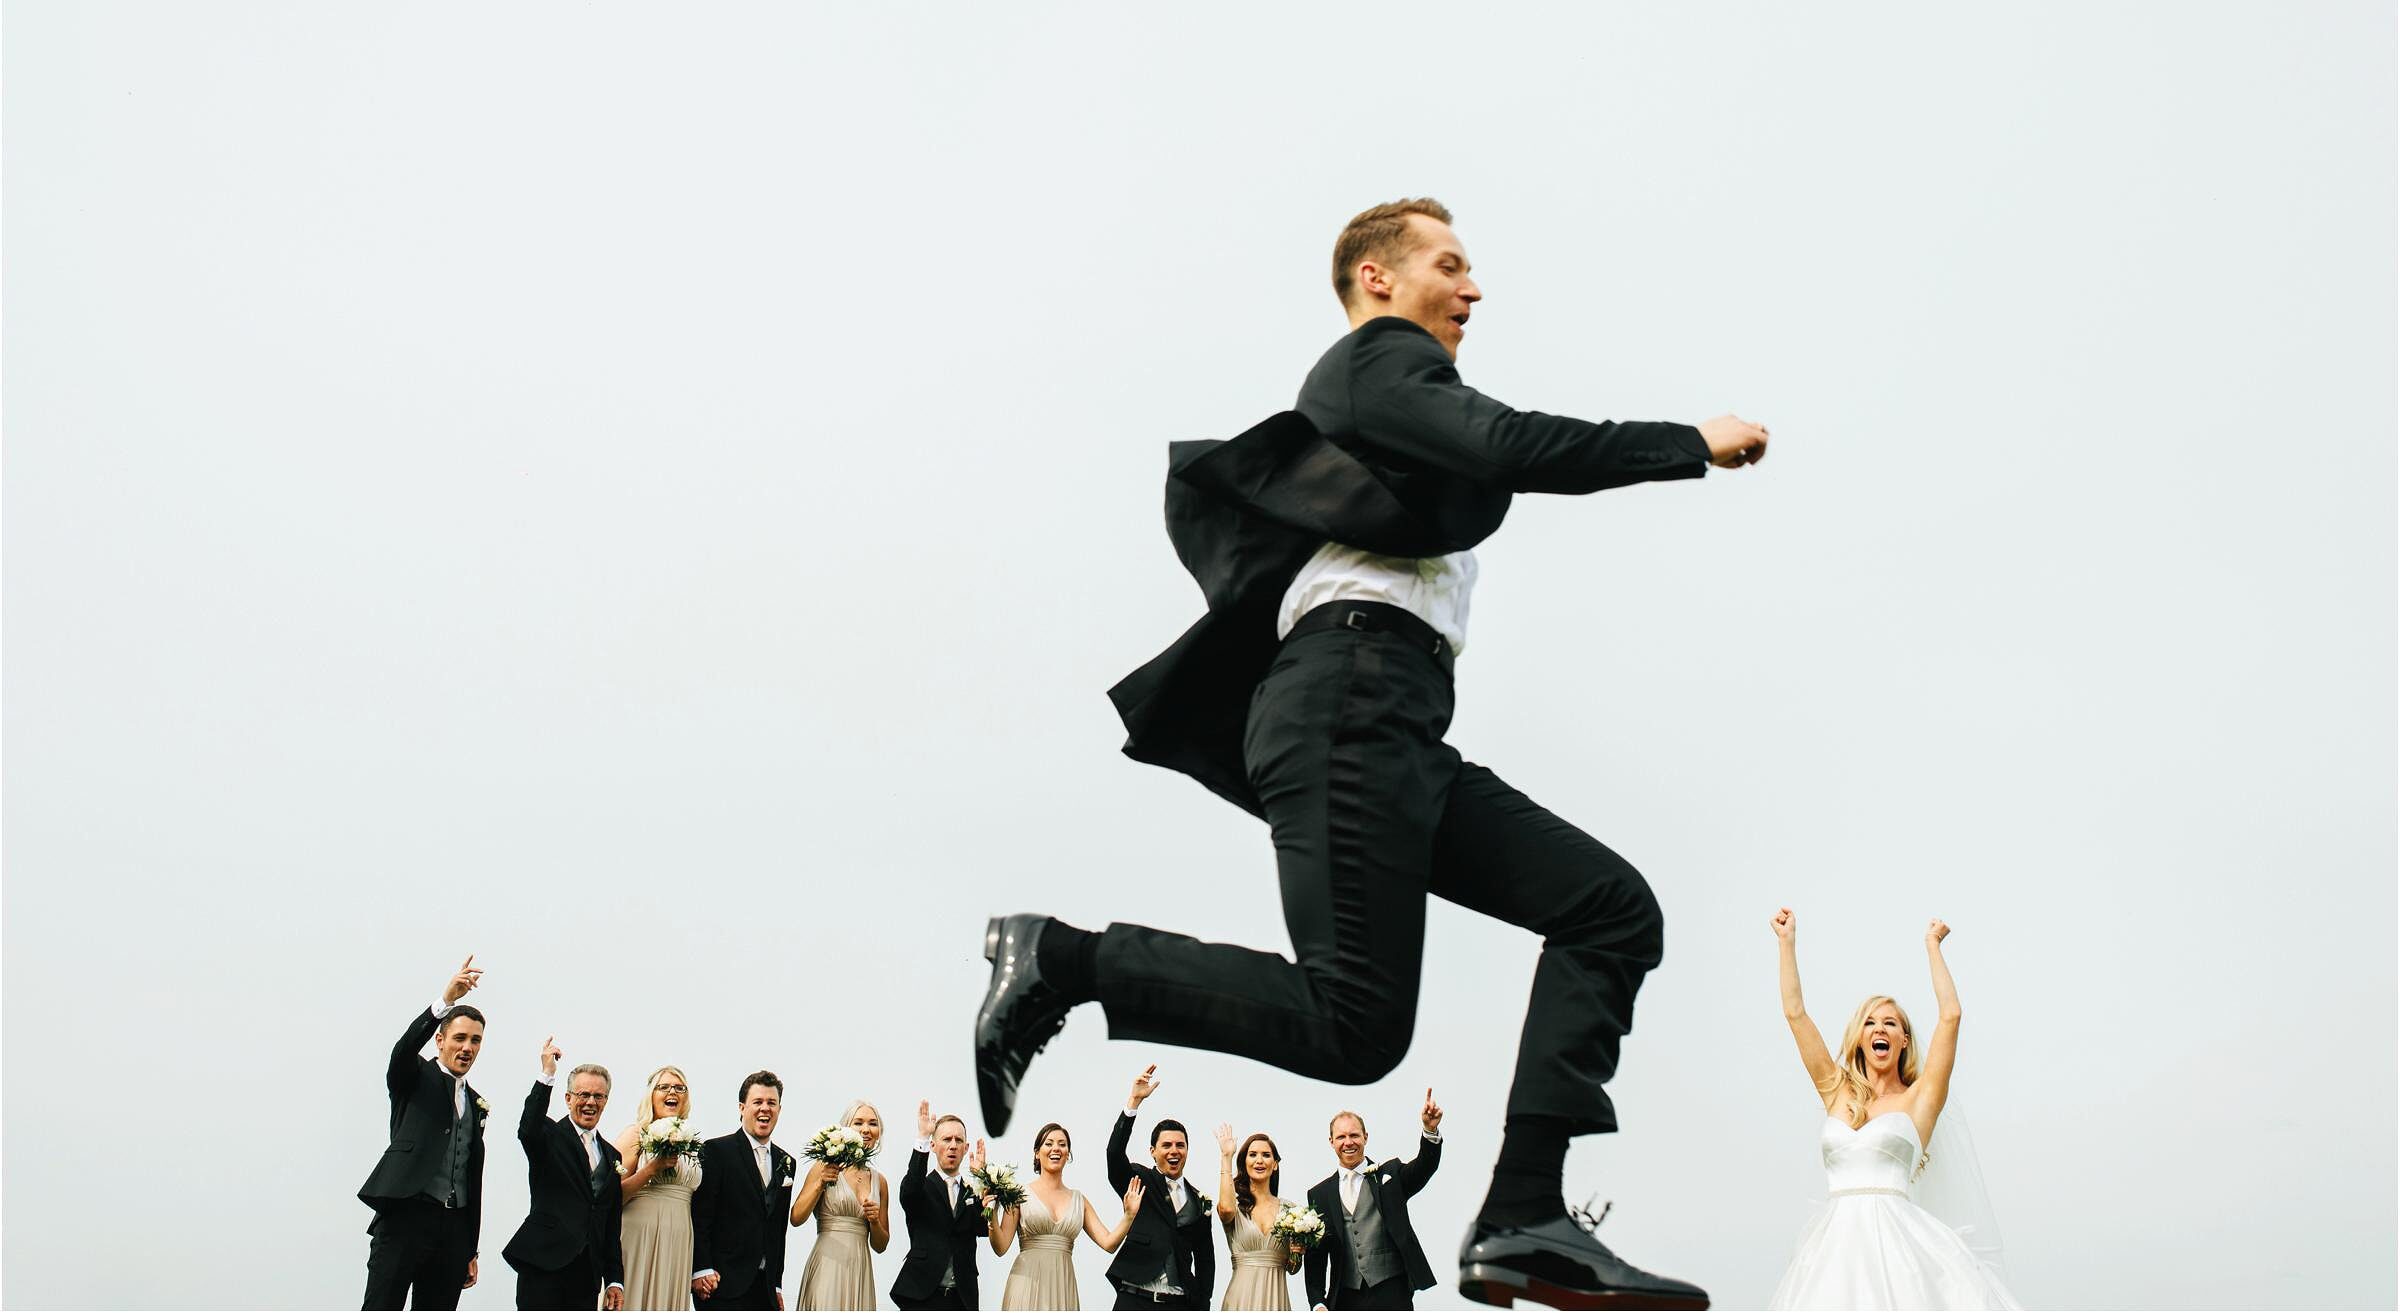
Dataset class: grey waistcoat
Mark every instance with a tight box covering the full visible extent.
[1343,1177,1402,1290]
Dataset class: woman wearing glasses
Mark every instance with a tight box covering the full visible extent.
[612,1066,701,1310]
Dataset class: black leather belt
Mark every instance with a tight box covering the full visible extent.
[1285,600,1455,673]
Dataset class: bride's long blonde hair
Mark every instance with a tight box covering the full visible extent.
[1820,995,1921,1128]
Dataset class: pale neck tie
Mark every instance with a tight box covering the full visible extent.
[1168,1178,1185,1212]
[453,1077,466,1121]
[940,1173,958,1210]
[753,1140,771,1186]
[1341,1168,1361,1214]
[581,1129,599,1172]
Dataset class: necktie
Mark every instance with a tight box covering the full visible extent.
[1169,1179,1185,1212]
[1342,1169,1360,1214]
[582,1130,599,1172]
[941,1174,958,1210]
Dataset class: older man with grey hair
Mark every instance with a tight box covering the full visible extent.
[502,1037,626,1310]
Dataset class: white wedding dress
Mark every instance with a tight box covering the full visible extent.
[1768,1112,2020,1310]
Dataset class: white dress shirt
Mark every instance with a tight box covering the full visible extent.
[1278,543,1478,656]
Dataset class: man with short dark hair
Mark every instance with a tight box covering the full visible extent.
[1304,1095,1442,1311]
[979,198,1762,1309]
[690,1072,795,1311]
[1105,1065,1215,1309]
[502,1038,626,1309]
[891,1101,988,1310]
[360,956,492,1310]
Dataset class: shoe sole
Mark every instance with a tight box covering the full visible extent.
[1459,1264,1708,1311]
[975,916,1010,1136]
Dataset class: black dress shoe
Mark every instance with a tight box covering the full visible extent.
[1457,1202,1709,1310]
[974,914,1075,1137]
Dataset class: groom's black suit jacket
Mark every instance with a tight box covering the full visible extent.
[1104,1112,1216,1307]
[1107,316,1711,814]
[690,1130,797,1303]
[357,1007,488,1242]
[1302,1136,1443,1309]
[500,1080,625,1283]
[890,1147,987,1307]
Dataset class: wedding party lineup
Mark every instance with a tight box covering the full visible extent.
[357,202,2022,1313]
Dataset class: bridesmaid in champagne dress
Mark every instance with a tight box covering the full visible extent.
[987,1121,1146,1310]
[1213,1126,1301,1311]
[1766,911,2018,1310]
[792,1100,894,1311]
[611,1066,701,1311]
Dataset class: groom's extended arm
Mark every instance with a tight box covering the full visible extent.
[1345,318,1712,495]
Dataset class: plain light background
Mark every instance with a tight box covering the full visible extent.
[5,3,2393,1308]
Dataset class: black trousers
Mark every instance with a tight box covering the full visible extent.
[1333,1275,1416,1310]
[515,1249,599,1310]
[893,1287,974,1311]
[1094,614,1665,1133]
[1110,1281,1200,1309]
[695,1272,780,1312]
[363,1200,476,1310]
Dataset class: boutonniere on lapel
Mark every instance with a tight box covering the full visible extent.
[475,1097,491,1114]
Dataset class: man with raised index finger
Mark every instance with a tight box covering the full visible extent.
[891,1101,988,1311]
[360,955,492,1310]
[501,1037,626,1310]
[1304,1092,1443,1311]
[1106,1065,1215,1310]
[979,198,1763,1310]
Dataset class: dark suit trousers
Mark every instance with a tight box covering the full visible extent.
[1335,1276,1415,1310]
[893,1290,974,1311]
[515,1250,599,1310]
[364,1200,476,1310]
[696,1278,779,1312]
[1093,620,1665,1133]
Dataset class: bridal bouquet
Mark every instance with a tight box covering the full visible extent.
[639,1116,703,1181]
[1271,1202,1327,1250]
[969,1161,1027,1221]
[804,1124,877,1170]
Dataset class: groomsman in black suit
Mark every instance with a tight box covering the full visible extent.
[502,1037,626,1309]
[690,1071,796,1311]
[1106,1065,1216,1309]
[890,1101,988,1310]
[979,198,1757,1308]
[1303,1093,1443,1311]
[360,956,492,1310]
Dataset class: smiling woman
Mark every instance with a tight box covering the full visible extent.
[1768,912,2016,1310]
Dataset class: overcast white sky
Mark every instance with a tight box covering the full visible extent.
[5,3,2393,1309]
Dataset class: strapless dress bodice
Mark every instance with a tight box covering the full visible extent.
[1820,1113,1919,1196]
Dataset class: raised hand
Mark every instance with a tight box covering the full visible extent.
[1129,1063,1162,1109]
[1772,907,1795,940]
[539,1035,561,1079]
[1122,1175,1145,1216]
[1698,414,1769,468]
[1421,1088,1444,1136]
[1215,1123,1237,1158]
[1926,918,1951,945]
[442,954,483,1006]
[969,1138,987,1175]
[917,1099,935,1141]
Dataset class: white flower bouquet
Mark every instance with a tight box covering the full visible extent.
[804,1124,877,1170]
[969,1161,1027,1220]
[639,1116,704,1180]
[1272,1202,1327,1250]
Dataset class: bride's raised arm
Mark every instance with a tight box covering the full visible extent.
[1774,908,1842,1111]
[1910,919,1964,1145]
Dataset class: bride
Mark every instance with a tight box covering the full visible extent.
[1767,909,2018,1310]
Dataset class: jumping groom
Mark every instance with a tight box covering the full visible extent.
[976,199,1767,1309]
